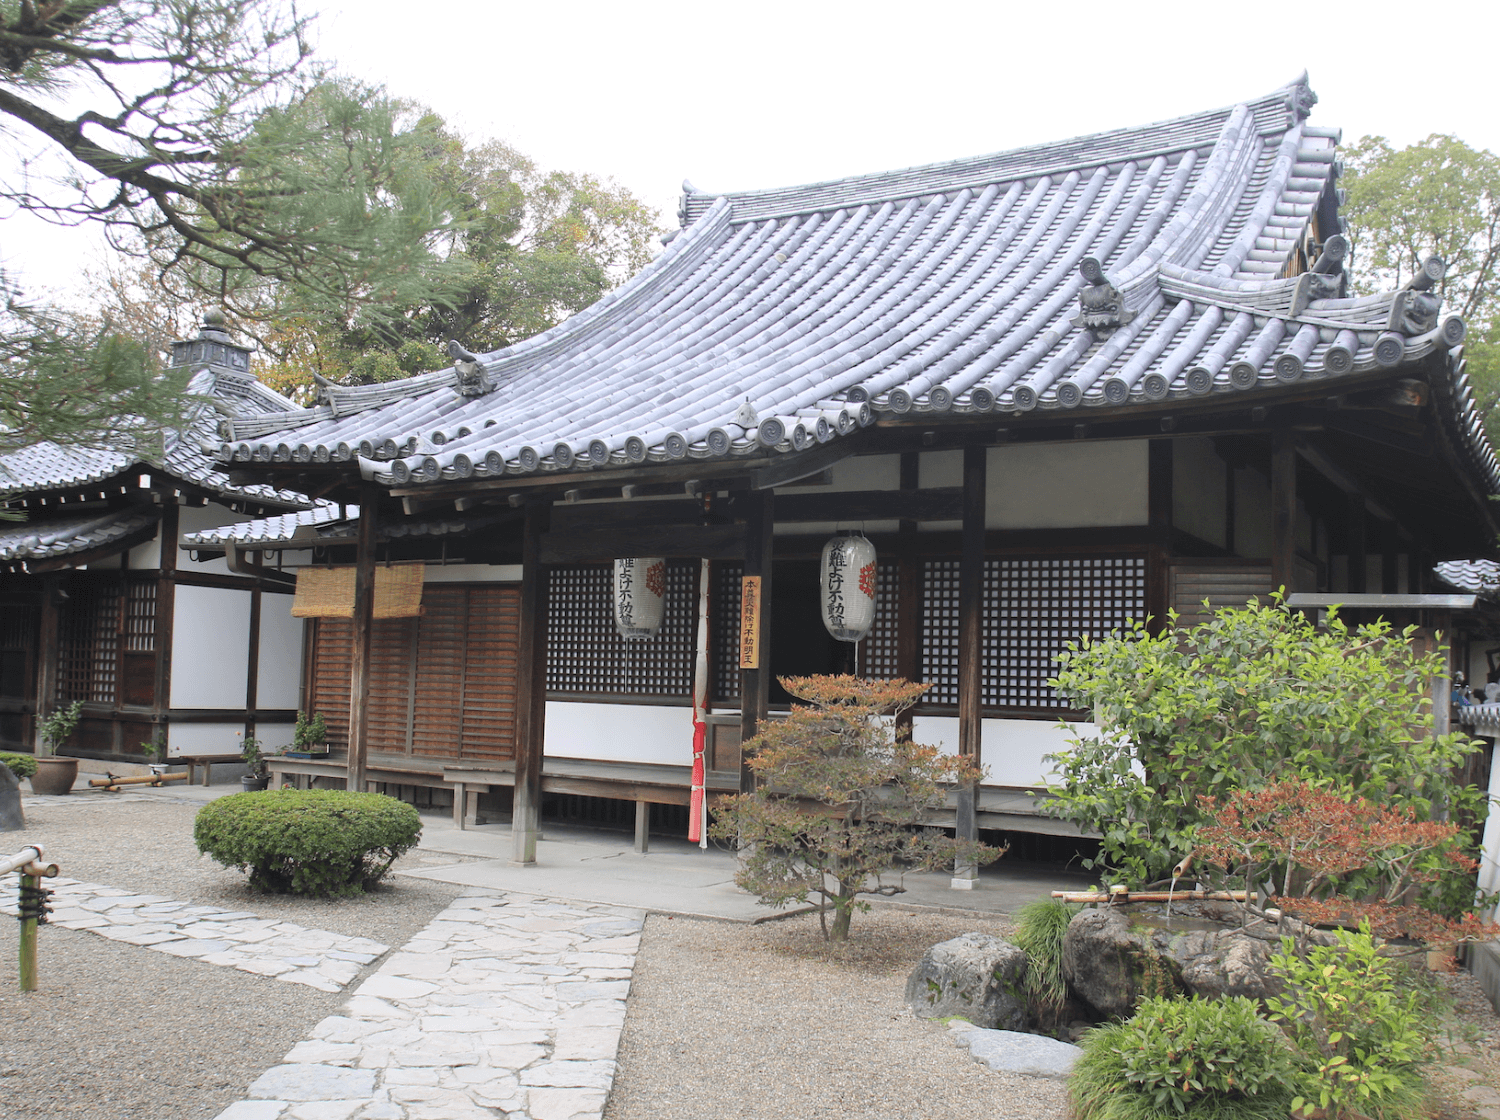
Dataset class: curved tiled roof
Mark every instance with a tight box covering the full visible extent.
[211,77,1498,500]
[180,502,512,548]
[1435,559,1500,600]
[0,506,161,566]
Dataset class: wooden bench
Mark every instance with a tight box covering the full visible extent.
[172,753,247,787]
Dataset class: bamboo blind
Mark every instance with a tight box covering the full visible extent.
[291,565,425,619]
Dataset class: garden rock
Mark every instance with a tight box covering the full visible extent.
[0,764,22,831]
[1062,904,1326,1017]
[947,1021,1081,1080]
[904,931,1029,1030]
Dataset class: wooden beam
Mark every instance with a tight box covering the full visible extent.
[955,445,985,887]
[1270,432,1297,597]
[774,487,964,523]
[153,500,179,735]
[513,500,550,864]
[738,489,774,794]
[541,523,747,564]
[346,485,379,793]
[750,435,867,490]
[895,453,920,739]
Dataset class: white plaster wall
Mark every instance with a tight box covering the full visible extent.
[544,701,696,765]
[1173,437,1226,548]
[166,721,245,758]
[257,594,304,710]
[171,584,250,708]
[911,716,1095,787]
[986,441,1148,529]
[127,536,161,569]
[1478,748,1500,922]
[177,503,254,575]
[826,454,900,492]
[423,564,521,584]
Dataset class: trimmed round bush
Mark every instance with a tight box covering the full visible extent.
[1,752,38,780]
[1070,996,1298,1120]
[194,789,422,897]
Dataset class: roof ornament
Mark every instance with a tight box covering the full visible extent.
[1072,257,1136,333]
[447,340,493,398]
[677,179,702,227]
[1290,233,1349,313]
[734,399,759,427]
[1388,256,1446,336]
[1285,73,1318,124]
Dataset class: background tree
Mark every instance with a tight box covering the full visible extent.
[1341,135,1500,440]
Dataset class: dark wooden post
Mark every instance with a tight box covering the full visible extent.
[1147,439,1173,633]
[153,499,179,743]
[1381,523,1399,595]
[896,452,920,739]
[1345,493,1367,594]
[346,486,379,792]
[954,445,985,888]
[246,578,262,742]
[738,489,774,794]
[34,575,60,754]
[1270,432,1297,597]
[513,499,550,864]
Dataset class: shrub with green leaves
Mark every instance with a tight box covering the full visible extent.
[194,789,421,898]
[1071,996,1298,1120]
[0,752,37,780]
[1046,599,1485,885]
[1266,925,1432,1120]
[1012,897,1081,1032]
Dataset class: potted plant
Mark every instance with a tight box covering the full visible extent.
[31,701,84,795]
[141,732,168,776]
[238,733,271,792]
[286,711,329,758]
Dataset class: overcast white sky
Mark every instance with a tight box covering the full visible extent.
[6,0,1497,307]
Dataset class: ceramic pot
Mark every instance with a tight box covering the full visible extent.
[240,774,271,792]
[30,756,79,796]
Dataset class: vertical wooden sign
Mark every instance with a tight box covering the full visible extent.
[739,575,762,668]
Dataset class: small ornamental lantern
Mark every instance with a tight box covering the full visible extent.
[820,533,877,642]
[614,558,667,640]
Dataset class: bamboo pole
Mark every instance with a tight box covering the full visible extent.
[1051,889,1248,903]
[87,772,189,789]
[5,844,59,992]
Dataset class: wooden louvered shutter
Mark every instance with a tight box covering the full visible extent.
[367,617,415,753]
[460,585,520,763]
[411,586,467,758]
[309,618,353,749]
[1169,561,1273,630]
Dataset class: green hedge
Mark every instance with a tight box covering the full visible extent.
[194,789,422,897]
[0,753,37,780]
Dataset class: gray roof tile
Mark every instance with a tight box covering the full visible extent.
[0,506,160,567]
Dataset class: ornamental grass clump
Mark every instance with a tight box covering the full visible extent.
[194,789,421,898]
[1070,996,1299,1120]
[1012,897,1081,1034]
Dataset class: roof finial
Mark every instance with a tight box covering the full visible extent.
[1285,73,1317,123]
[1073,257,1135,332]
[447,340,493,398]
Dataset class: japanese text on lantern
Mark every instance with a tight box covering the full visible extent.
[739,576,761,669]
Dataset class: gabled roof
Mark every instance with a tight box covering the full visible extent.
[211,76,1496,500]
[0,362,311,510]
[0,506,161,568]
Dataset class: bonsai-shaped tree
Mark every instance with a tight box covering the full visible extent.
[710,675,1002,941]
[238,732,267,777]
[293,711,328,752]
[37,700,84,757]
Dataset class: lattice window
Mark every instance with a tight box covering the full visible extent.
[57,579,120,704]
[920,559,961,704]
[546,562,698,698]
[920,555,1147,712]
[857,561,902,680]
[123,580,156,653]
[711,562,743,705]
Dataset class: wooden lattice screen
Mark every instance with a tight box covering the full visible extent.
[56,577,121,704]
[710,562,743,705]
[308,584,520,762]
[856,561,901,680]
[546,562,698,699]
[921,555,1147,712]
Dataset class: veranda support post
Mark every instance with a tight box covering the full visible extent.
[953,445,985,889]
[347,485,379,792]
[513,500,550,865]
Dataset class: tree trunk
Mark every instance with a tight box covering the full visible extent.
[829,903,853,942]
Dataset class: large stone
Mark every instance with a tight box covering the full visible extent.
[904,932,1029,1030]
[1062,904,1305,1018]
[0,763,23,831]
[949,1024,1081,1080]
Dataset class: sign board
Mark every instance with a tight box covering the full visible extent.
[739,575,762,669]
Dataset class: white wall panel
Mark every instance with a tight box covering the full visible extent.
[986,441,1147,529]
[912,716,1095,787]
[166,721,245,758]
[545,701,696,765]
[256,595,304,710]
[171,584,250,708]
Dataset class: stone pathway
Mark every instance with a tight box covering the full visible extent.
[211,889,641,1120]
[0,874,389,992]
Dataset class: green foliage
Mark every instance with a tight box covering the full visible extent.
[139,733,167,763]
[708,676,1002,941]
[1266,926,1432,1120]
[0,752,37,780]
[1044,599,1485,885]
[1012,898,1081,1029]
[193,789,421,897]
[38,700,84,754]
[1070,996,1298,1120]
[293,711,328,750]
[237,732,265,776]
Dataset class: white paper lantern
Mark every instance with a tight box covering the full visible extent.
[614,557,667,640]
[820,534,877,642]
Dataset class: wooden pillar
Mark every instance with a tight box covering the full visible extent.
[896,452,920,739]
[1147,439,1173,634]
[346,486,379,793]
[1433,612,1454,739]
[1381,522,1399,595]
[1270,432,1296,597]
[513,499,550,864]
[246,569,262,742]
[34,575,60,755]
[954,445,985,888]
[738,489,774,795]
[1345,493,1367,594]
[153,499,179,745]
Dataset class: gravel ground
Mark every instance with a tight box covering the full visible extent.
[0,792,465,1120]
